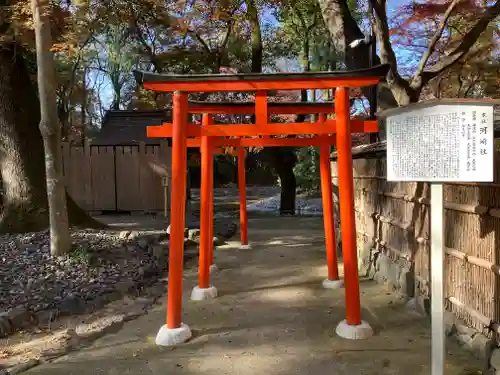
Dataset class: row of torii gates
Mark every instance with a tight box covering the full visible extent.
[134,64,390,346]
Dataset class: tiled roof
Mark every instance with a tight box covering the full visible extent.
[91,109,172,145]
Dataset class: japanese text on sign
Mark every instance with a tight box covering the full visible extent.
[386,104,494,182]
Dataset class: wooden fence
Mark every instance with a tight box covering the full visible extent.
[63,142,171,213]
[332,151,500,337]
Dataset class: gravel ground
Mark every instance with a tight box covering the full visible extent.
[0,229,163,318]
[247,194,324,216]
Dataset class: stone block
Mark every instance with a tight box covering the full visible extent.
[373,251,381,271]
[213,237,226,246]
[398,268,415,297]
[378,253,391,276]
[359,243,373,274]
[35,309,59,327]
[422,297,431,315]
[188,229,201,242]
[6,359,39,375]
[464,334,496,365]
[444,311,457,336]
[4,308,37,330]
[405,296,430,316]
[184,239,198,248]
[373,270,385,284]
[127,231,140,240]
[58,296,87,315]
[150,244,168,260]
[490,348,500,371]
[455,320,478,338]
[387,260,401,288]
[0,315,12,337]
[166,225,189,237]
[367,265,377,279]
[137,238,149,250]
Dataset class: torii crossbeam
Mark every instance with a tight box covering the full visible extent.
[134,64,389,346]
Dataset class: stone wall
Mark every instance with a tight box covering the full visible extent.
[331,144,500,371]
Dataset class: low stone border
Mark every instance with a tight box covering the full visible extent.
[0,220,237,339]
[0,231,170,339]
[361,244,498,372]
[0,280,169,375]
[405,297,497,372]
[489,348,500,375]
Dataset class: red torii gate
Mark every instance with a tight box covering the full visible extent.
[134,64,389,345]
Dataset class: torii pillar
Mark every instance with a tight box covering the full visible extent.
[155,91,193,345]
[190,113,218,301]
[334,88,373,340]
[318,114,343,290]
[237,147,250,249]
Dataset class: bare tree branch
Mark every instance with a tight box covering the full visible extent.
[289,0,307,31]
[370,0,397,69]
[370,0,417,103]
[216,17,235,72]
[414,0,461,79]
[188,30,212,54]
[421,0,500,84]
[308,11,319,33]
[318,0,400,107]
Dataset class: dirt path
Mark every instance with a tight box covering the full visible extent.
[25,217,482,375]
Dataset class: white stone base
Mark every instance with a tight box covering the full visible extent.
[190,285,218,301]
[239,243,252,250]
[155,323,192,346]
[336,319,374,340]
[209,264,218,274]
[322,278,344,289]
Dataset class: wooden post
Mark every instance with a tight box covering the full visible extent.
[198,114,211,289]
[137,142,146,213]
[335,88,362,323]
[237,147,249,247]
[159,142,171,218]
[166,91,188,329]
[318,115,341,288]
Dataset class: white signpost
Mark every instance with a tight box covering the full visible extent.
[381,99,497,375]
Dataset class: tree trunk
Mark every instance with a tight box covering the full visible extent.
[81,67,88,145]
[32,0,71,256]
[57,99,70,141]
[317,0,404,109]
[0,44,49,232]
[247,0,297,214]
[272,149,297,215]
[185,169,196,225]
[0,43,104,234]
[246,0,263,74]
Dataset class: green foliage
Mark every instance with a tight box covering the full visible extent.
[214,154,237,186]
[93,25,139,109]
[70,245,95,266]
[293,146,320,191]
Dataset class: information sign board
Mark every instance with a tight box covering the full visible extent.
[386,104,494,182]
[380,100,497,375]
